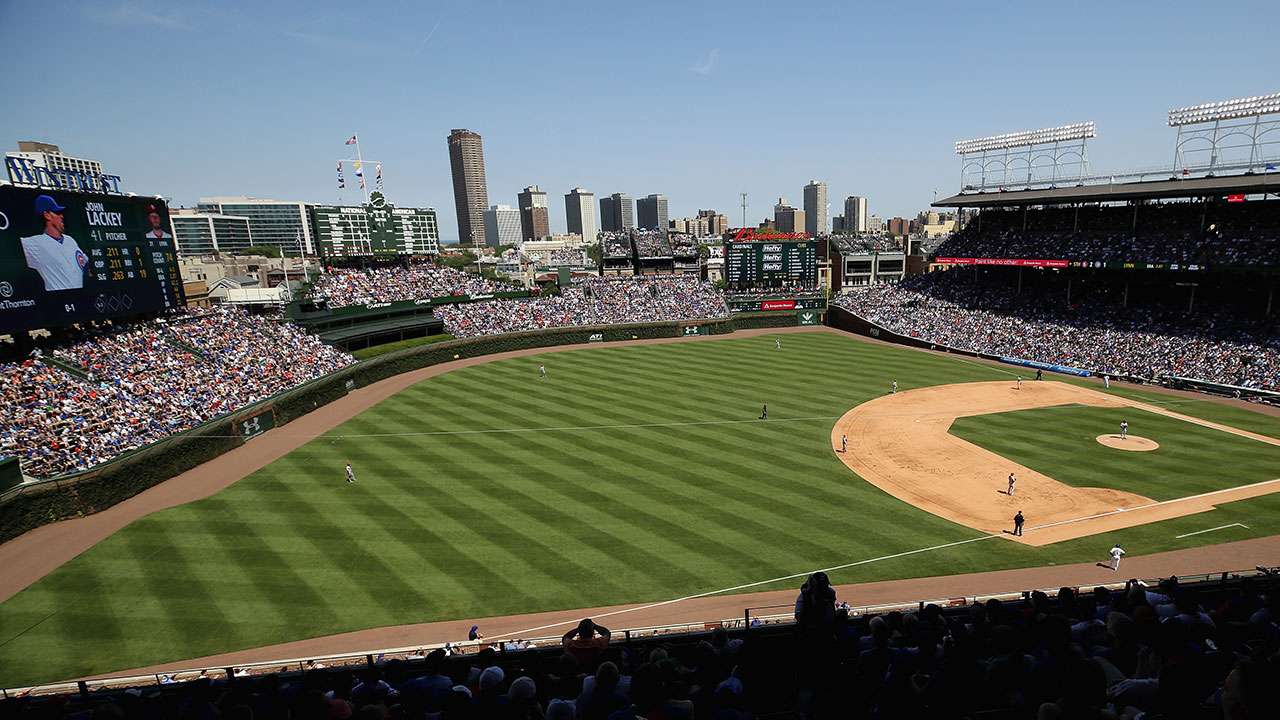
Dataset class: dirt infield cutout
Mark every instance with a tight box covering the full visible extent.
[1096,434,1160,451]
[831,381,1280,546]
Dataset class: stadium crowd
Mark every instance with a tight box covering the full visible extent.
[0,309,355,478]
[598,232,633,258]
[543,248,592,267]
[935,201,1280,266]
[13,572,1280,719]
[633,231,672,258]
[831,271,1280,390]
[670,233,699,256]
[831,235,904,253]
[435,276,728,338]
[308,262,520,307]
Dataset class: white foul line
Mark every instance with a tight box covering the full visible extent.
[1176,523,1250,539]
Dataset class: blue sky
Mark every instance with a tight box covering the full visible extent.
[2,0,1277,241]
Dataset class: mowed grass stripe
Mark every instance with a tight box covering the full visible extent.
[6,332,1278,686]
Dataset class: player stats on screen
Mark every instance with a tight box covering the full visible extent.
[0,185,184,334]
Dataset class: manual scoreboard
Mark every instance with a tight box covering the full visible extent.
[0,185,184,334]
[312,191,440,258]
[724,239,818,286]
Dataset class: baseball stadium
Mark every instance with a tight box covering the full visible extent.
[3,99,1280,718]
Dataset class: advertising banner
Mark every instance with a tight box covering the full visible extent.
[588,332,604,343]
[237,408,276,442]
[761,299,796,311]
[937,257,1068,268]
[796,310,819,326]
[999,356,1092,377]
[681,325,708,336]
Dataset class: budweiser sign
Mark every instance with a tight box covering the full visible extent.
[730,228,810,241]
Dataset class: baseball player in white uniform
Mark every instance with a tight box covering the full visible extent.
[1016,375,1022,390]
[21,195,88,292]
[775,338,781,350]
[540,364,546,378]
[1007,472,1016,496]
[841,435,847,453]
[1120,420,1128,440]
[892,380,898,394]
[1108,543,1125,571]
[346,462,357,483]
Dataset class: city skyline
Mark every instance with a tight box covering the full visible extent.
[1,1,1276,242]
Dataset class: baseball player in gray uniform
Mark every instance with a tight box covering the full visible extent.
[21,195,88,292]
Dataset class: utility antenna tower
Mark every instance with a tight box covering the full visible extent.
[740,192,748,228]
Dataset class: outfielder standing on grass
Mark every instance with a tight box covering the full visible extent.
[346,462,357,483]
[540,364,546,378]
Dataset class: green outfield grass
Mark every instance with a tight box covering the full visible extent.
[950,405,1280,500]
[1,332,1278,686]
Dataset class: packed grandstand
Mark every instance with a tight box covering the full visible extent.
[10,572,1280,718]
[307,261,521,308]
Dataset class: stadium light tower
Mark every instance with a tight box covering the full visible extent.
[954,121,1095,192]
[1167,91,1280,174]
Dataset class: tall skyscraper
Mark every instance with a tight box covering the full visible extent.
[844,196,868,233]
[447,129,488,248]
[636,194,669,231]
[773,198,805,233]
[565,188,598,242]
[803,180,827,236]
[599,193,634,232]
[517,185,550,241]
[483,204,522,247]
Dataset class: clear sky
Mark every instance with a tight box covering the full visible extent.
[2,1,1277,241]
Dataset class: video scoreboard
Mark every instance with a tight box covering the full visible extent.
[724,236,818,287]
[0,185,184,334]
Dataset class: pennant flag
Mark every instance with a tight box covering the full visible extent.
[345,135,357,145]
[1268,162,1277,170]
[1182,168,1190,175]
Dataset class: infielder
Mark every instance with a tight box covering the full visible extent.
[841,435,847,453]
[1007,472,1016,496]
[1108,543,1125,571]
[892,380,898,394]
[1016,375,1022,390]
[346,462,357,483]
[20,195,89,292]
[1119,420,1128,440]
[1103,375,1110,389]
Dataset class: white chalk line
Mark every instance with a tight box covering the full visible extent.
[1176,523,1250,539]
[488,476,1278,642]
[1057,383,1280,448]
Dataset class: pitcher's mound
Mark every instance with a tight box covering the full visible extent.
[1095,434,1159,451]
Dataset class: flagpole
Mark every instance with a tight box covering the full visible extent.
[355,134,369,204]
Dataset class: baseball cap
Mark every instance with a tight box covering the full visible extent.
[34,195,66,214]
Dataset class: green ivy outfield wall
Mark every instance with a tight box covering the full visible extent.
[0,312,798,544]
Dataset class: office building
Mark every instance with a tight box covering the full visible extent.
[517,185,550,241]
[803,180,827,236]
[197,196,317,253]
[564,188,598,243]
[170,208,254,256]
[844,196,868,233]
[6,141,103,177]
[636,193,669,232]
[867,214,885,233]
[483,204,522,247]
[773,198,805,234]
[599,193,634,232]
[832,215,845,233]
[887,217,910,236]
[697,209,728,235]
[447,128,489,248]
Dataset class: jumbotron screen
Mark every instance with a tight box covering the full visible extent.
[724,232,818,286]
[0,185,184,334]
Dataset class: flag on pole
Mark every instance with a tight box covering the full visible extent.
[337,162,345,189]
[1268,163,1277,170]
[375,163,383,190]
[1182,168,1190,176]
[345,134,357,145]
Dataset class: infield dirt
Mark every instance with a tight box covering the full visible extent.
[831,380,1280,546]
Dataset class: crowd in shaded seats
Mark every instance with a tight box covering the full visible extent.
[725,284,824,301]
[670,234,699,257]
[0,308,355,478]
[435,277,728,338]
[13,572,1280,719]
[309,261,520,308]
[935,201,1280,266]
[598,232,633,258]
[832,270,1279,390]
[633,231,672,259]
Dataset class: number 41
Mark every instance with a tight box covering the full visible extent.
[64,303,76,312]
